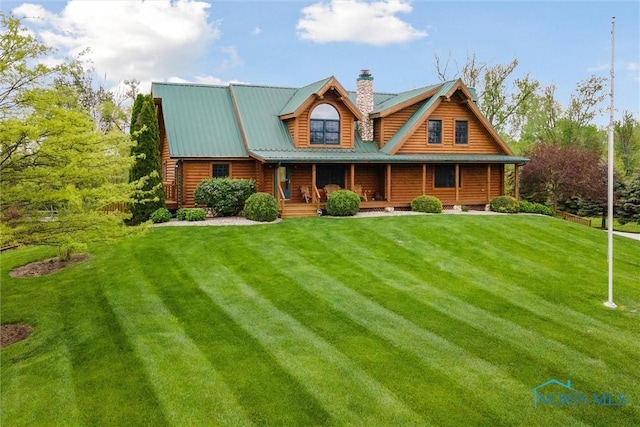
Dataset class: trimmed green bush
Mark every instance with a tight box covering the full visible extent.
[185,208,206,221]
[150,207,171,223]
[244,193,279,222]
[411,195,443,213]
[194,178,256,217]
[326,190,360,216]
[176,208,189,221]
[518,200,554,216]
[490,196,519,213]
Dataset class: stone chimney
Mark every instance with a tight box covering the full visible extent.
[356,69,374,141]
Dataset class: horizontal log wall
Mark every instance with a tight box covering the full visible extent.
[182,160,260,207]
[354,165,385,199]
[398,100,504,154]
[183,161,211,207]
[378,103,422,148]
[390,164,424,203]
[290,165,314,203]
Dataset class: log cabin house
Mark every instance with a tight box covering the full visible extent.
[152,70,527,217]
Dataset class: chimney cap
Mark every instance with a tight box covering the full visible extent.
[358,69,373,80]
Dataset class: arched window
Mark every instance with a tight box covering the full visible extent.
[310,104,340,145]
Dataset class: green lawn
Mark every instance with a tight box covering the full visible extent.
[590,216,640,233]
[1,215,639,426]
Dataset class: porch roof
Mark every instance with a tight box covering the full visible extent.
[249,148,528,164]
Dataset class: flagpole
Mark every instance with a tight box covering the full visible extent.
[604,16,616,309]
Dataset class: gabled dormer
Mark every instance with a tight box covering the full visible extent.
[374,79,514,156]
[279,77,363,149]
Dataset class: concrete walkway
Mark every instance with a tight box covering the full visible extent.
[613,231,640,242]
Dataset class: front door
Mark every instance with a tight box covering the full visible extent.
[276,166,291,199]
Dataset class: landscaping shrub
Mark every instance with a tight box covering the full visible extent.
[411,195,443,213]
[185,208,206,221]
[194,178,256,217]
[150,207,172,223]
[490,196,519,213]
[326,190,360,216]
[244,193,279,222]
[518,200,553,216]
[176,208,189,221]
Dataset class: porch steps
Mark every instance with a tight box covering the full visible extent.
[280,203,319,218]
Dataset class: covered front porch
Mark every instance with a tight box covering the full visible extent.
[273,162,523,218]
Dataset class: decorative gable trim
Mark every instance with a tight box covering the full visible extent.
[279,77,363,121]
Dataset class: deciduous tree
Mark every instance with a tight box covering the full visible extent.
[519,144,607,211]
[1,14,135,257]
[615,111,640,178]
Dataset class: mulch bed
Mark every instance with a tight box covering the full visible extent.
[1,324,33,348]
[8,253,90,278]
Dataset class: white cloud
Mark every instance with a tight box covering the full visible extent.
[252,27,262,35]
[219,46,244,71]
[166,75,247,86]
[12,0,220,86]
[297,0,426,46]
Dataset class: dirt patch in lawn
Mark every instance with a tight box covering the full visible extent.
[9,253,90,278]
[1,324,33,348]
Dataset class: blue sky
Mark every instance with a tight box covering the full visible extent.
[3,0,639,127]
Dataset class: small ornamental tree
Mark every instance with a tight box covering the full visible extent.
[520,143,607,211]
[129,95,165,224]
[0,14,136,259]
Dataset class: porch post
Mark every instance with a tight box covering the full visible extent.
[312,163,317,203]
[386,164,392,203]
[455,163,460,203]
[486,164,492,202]
[350,163,355,190]
[514,164,520,200]
[422,164,427,194]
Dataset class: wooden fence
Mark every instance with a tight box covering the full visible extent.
[556,211,592,227]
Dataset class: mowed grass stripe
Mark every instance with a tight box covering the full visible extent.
[297,227,638,396]
[100,248,253,426]
[134,244,331,426]
[209,236,486,425]
[176,256,427,426]
[57,264,169,426]
[365,216,640,355]
[244,232,588,427]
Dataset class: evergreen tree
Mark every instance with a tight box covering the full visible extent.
[128,95,165,223]
[617,175,640,225]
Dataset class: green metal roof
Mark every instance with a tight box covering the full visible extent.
[371,83,442,114]
[153,78,525,164]
[230,84,297,151]
[278,77,331,116]
[249,147,528,164]
[151,82,247,158]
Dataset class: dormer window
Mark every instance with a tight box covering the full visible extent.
[310,104,340,145]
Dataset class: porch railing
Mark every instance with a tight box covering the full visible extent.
[277,184,286,214]
[164,183,177,201]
